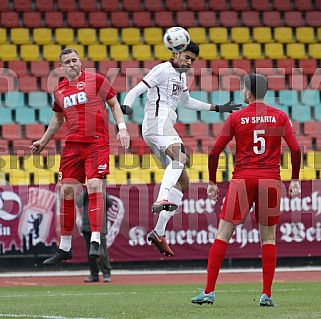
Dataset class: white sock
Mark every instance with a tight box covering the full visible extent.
[156,160,184,202]
[90,231,101,244]
[59,235,72,251]
[154,187,183,236]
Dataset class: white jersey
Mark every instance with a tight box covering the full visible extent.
[142,60,188,117]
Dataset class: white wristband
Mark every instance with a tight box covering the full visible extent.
[118,123,126,130]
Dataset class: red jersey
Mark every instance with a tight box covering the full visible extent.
[209,102,301,182]
[52,72,116,143]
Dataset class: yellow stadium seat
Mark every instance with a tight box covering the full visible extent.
[0,28,7,44]
[286,43,306,59]
[65,44,85,59]
[10,28,30,44]
[143,27,163,45]
[88,44,107,61]
[47,154,60,171]
[33,169,56,184]
[308,43,321,59]
[121,27,141,45]
[186,168,202,182]
[253,27,273,43]
[243,43,262,59]
[109,169,129,185]
[118,153,140,169]
[220,43,241,59]
[188,27,207,44]
[154,43,172,61]
[317,28,321,42]
[274,27,294,43]
[77,28,97,45]
[189,153,207,169]
[301,168,317,180]
[99,28,118,45]
[209,27,228,43]
[306,151,321,169]
[20,44,40,61]
[43,44,62,61]
[198,43,218,60]
[296,27,316,44]
[231,27,250,43]
[33,28,52,45]
[142,154,162,170]
[0,44,18,61]
[265,43,285,59]
[8,171,30,185]
[109,44,130,61]
[55,28,74,45]
[132,44,152,61]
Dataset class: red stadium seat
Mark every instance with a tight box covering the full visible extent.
[57,0,77,11]
[277,59,295,75]
[252,0,271,11]
[174,123,188,137]
[120,61,140,76]
[35,0,54,11]
[210,59,229,75]
[25,123,45,140]
[79,0,98,12]
[189,123,210,137]
[81,60,95,71]
[154,11,175,27]
[0,12,20,28]
[88,12,108,28]
[13,0,32,11]
[298,59,317,75]
[0,0,10,11]
[262,11,282,27]
[133,11,153,27]
[198,11,217,27]
[67,12,87,28]
[304,122,321,136]
[176,11,197,28]
[187,0,206,11]
[1,124,22,140]
[305,12,321,27]
[212,122,224,136]
[294,0,313,10]
[0,76,15,93]
[284,11,304,27]
[131,137,151,155]
[241,11,261,27]
[267,76,286,90]
[23,11,43,28]
[123,0,142,11]
[18,76,38,92]
[220,75,241,91]
[143,60,161,73]
[165,0,185,11]
[109,76,129,92]
[101,0,119,11]
[144,0,164,11]
[289,74,308,90]
[219,11,240,27]
[308,73,321,90]
[230,0,250,11]
[8,61,28,77]
[191,60,208,76]
[208,0,228,11]
[254,59,275,75]
[44,12,64,28]
[98,61,119,77]
[30,60,50,77]
[125,123,140,137]
[272,0,292,11]
[110,12,131,27]
[52,123,67,141]
[199,75,219,92]
[232,60,252,74]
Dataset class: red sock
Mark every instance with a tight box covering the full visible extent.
[205,239,228,293]
[60,199,75,235]
[88,192,104,232]
[262,244,276,297]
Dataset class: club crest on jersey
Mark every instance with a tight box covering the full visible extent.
[64,92,88,108]
[172,83,183,95]
[77,81,85,90]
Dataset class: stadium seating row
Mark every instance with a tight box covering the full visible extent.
[2,27,321,46]
[1,0,320,13]
[1,41,321,62]
[1,10,321,28]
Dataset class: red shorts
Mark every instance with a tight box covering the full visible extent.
[220,178,283,226]
[59,142,110,184]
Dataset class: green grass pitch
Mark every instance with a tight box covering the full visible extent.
[0,282,320,319]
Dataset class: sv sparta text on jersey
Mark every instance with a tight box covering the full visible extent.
[240,116,277,124]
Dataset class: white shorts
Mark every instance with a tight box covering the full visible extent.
[142,110,183,168]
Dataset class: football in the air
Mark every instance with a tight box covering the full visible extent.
[163,27,191,53]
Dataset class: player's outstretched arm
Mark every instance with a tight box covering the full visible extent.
[213,101,242,113]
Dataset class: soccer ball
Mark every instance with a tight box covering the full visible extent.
[163,27,191,53]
